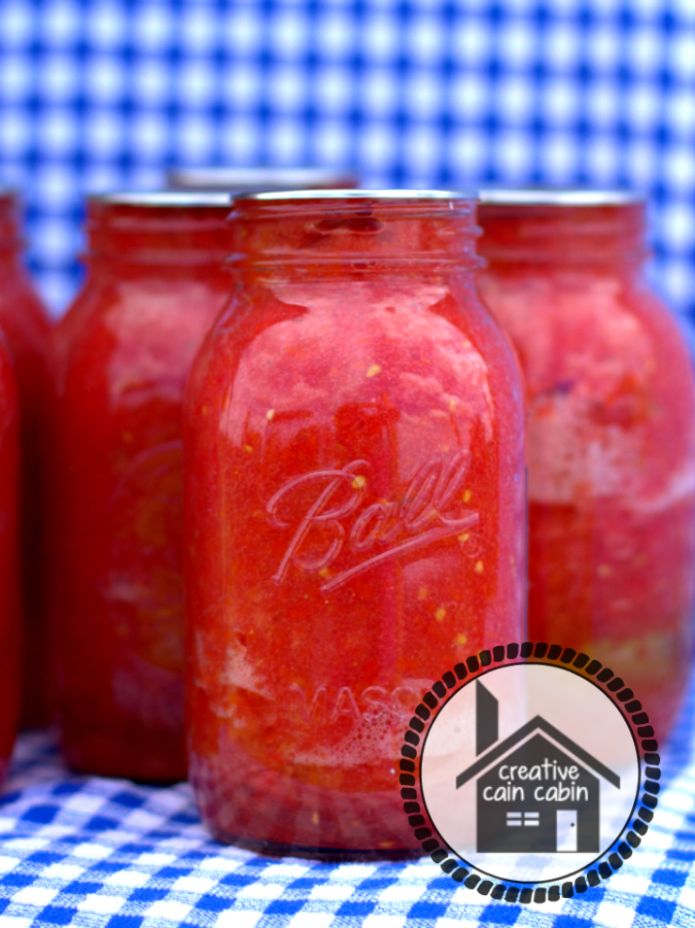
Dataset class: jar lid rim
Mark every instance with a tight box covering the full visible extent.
[236,188,474,203]
[168,167,356,188]
[480,187,644,207]
[88,192,232,208]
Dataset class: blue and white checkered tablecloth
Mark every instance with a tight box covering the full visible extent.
[1,2,695,320]
[0,686,692,928]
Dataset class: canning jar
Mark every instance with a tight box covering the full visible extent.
[50,193,234,780]
[0,191,52,728]
[0,334,20,782]
[185,190,526,856]
[478,190,695,738]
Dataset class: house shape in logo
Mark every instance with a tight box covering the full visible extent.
[456,682,621,854]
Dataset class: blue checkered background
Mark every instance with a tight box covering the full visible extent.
[0,1,694,314]
[1,3,695,925]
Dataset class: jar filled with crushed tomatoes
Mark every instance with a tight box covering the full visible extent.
[184,190,526,856]
[50,193,234,780]
[0,331,20,782]
[0,191,52,728]
[478,189,695,739]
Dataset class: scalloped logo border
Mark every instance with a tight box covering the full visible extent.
[400,641,661,903]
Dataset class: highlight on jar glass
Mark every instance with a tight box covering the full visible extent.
[477,189,695,740]
[184,189,526,857]
[0,333,21,784]
[48,192,235,782]
[0,190,52,730]
[167,166,358,193]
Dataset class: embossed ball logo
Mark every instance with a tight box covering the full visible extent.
[401,644,660,902]
[266,450,477,591]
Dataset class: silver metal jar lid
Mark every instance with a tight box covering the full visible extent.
[87,192,232,208]
[479,187,644,207]
[235,188,473,203]
[168,167,357,192]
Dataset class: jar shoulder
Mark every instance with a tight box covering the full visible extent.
[0,266,52,371]
[185,276,525,485]
[56,272,231,399]
[199,275,521,400]
[478,267,695,385]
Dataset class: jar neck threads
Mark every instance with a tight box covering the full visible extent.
[478,196,648,268]
[230,192,482,270]
[85,195,234,268]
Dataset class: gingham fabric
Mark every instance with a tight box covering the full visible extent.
[0,683,691,927]
[0,1,694,316]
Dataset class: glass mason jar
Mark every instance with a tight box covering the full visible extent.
[0,191,52,729]
[0,333,20,783]
[49,193,234,781]
[477,190,695,739]
[184,190,526,856]
[167,167,357,193]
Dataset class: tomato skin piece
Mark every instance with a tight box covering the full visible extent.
[184,195,526,856]
[478,198,695,739]
[0,194,52,729]
[48,197,234,781]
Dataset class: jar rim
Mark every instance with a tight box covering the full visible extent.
[479,187,644,207]
[168,167,357,190]
[87,191,232,208]
[235,188,473,203]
